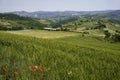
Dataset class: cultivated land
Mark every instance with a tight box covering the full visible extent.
[0,31,120,80]
[6,30,79,39]
[0,11,120,80]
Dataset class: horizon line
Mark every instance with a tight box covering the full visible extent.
[1,9,120,13]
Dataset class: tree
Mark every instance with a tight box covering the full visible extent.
[111,31,120,42]
[104,30,111,40]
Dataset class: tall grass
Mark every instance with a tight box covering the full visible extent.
[7,30,79,39]
[0,32,120,80]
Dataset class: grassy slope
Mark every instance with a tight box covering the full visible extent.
[6,30,79,39]
[0,31,120,80]
[62,16,120,36]
[0,14,45,30]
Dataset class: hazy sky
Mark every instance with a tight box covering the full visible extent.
[0,0,120,12]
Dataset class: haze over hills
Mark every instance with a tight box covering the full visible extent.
[7,10,120,19]
[0,10,120,31]
[6,10,120,25]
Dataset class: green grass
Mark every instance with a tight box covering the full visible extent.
[0,14,46,30]
[0,31,120,80]
[6,30,79,39]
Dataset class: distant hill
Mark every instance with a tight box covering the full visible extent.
[50,14,120,35]
[1,10,120,31]
[6,10,120,25]
[0,13,46,30]
[84,10,120,25]
[8,10,119,19]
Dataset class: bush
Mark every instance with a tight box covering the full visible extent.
[104,30,111,40]
[111,33,120,42]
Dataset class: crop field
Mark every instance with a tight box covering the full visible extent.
[0,31,120,80]
[7,30,79,39]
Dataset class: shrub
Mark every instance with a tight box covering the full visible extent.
[104,30,111,40]
[111,33,120,42]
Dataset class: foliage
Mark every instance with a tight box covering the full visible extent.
[51,16,78,28]
[111,31,120,42]
[0,31,120,80]
[103,30,120,42]
[104,30,111,40]
[0,13,46,30]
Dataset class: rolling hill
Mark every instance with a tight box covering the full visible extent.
[10,10,120,20]
[0,13,46,30]
[0,10,120,79]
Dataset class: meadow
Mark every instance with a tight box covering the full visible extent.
[0,31,120,80]
[7,30,79,39]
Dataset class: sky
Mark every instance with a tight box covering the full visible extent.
[0,0,120,12]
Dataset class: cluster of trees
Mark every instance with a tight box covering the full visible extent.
[0,13,31,20]
[51,16,78,28]
[94,22,106,29]
[112,30,120,42]
[104,30,120,42]
[0,25,24,30]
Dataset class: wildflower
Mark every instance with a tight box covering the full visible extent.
[32,69,37,73]
[14,71,19,76]
[31,66,35,69]
[34,66,38,69]
[41,73,45,77]
[38,64,43,72]
[29,64,45,77]
[38,64,42,69]
[29,66,35,71]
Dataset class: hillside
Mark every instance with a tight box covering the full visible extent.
[34,10,120,35]
[49,15,120,36]
[7,30,79,39]
[0,13,46,30]
[0,10,120,79]
[84,10,120,25]
[1,10,120,32]
[0,31,120,80]
[10,10,120,19]
[9,10,120,26]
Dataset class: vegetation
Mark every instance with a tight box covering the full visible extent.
[0,11,120,80]
[104,30,111,40]
[0,13,46,30]
[104,30,120,42]
[111,33,120,42]
[84,11,120,25]
[0,31,120,80]
[50,16,119,33]
[0,13,120,33]
[7,30,79,39]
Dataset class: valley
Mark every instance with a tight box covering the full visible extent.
[0,10,120,80]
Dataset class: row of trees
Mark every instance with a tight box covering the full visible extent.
[0,25,24,30]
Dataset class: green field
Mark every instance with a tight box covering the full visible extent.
[7,30,79,39]
[0,31,120,80]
